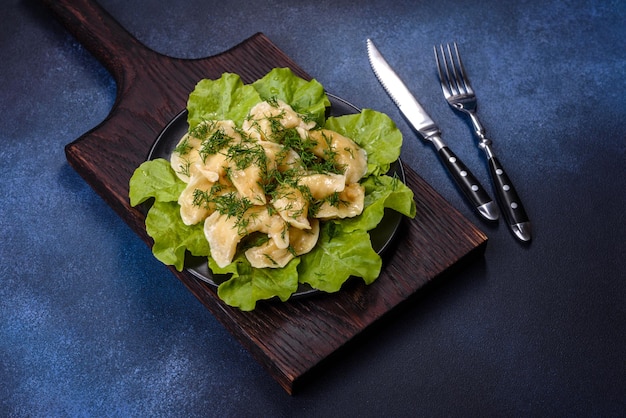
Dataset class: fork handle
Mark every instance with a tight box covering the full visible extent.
[487,156,532,241]
[436,146,499,221]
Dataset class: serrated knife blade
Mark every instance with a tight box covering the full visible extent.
[367,38,499,221]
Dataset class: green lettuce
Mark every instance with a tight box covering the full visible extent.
[341,174,417,233]
[129,68,416,310]
[129,158,185,206]
[252,67,330,126]
[325,110,402,176]
[298,224,382,292]
[214,256,301,311]
[187,73,261,129]
[146,200,208,271]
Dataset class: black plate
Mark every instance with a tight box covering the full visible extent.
[148,94,405,297]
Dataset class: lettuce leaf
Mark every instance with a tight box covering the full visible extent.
[129,68,416,311]
[324,109,402,176]
[341,174,417,233]
[129,159,185,206]
[298,223,382,292]
[215,256,300,311]
[187,73,261,129]
[252,68,331,126]
[129,159,208,271]
[145,200,209,271]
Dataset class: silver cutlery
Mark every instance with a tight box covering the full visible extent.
[434,43,531,242]
[367,39,499,222]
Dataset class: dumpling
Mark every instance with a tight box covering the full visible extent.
[297,173,346,200]
[227,162,266,206]
[290,218,320,254]
[178,173,214,225]
[242,100,315,142]
[315,183,365,219]
[307,129,368,184]
[245,219,320,268]
[199,151,228,181]
[259,140,301,173]
[204,206,289,268]
[170,133,202,182]
[178,173,235,226]
[203,211,240,267]
[223,140,269,205]
[171,119,242,182]
[270,184,310,230]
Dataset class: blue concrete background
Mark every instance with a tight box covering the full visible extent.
[1,0,624,415]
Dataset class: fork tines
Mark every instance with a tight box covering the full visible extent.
[434,43,474,98]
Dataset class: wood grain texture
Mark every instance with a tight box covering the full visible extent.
[43,0,487,394]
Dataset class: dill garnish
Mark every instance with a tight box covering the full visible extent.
[173,136,193,156]
[226,142,267,170]
[280,130,344,175]
[266,96,280,107]
[213,192,254,220]
[177,159,191,178]
[192,189,211,208]
[191,188,254,234]
[198,125,234,162]
[324,191,346,208]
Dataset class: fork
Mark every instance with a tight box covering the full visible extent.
[434,43,531,242]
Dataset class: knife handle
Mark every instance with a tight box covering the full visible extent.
[487,156,532,241]
[437,146,499,221]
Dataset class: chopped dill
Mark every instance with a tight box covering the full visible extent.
[192,189,211,208]
[176,159,191,178]
[213,192,253,220]
[286,245,297,257]
[189,120,215,140]
[299,112,316,124]
[173,136,193,156]
[198,126,234,162]
[266,96,280,107]
[226,143,267,170]
[263,253,278,265]
[307,197,323,218]
[192,188,255,234]
[326,221,338,242]
[324,191,348,208]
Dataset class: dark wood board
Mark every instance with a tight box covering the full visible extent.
[42,0,488,394]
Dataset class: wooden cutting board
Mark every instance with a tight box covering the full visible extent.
[43,0,488,394]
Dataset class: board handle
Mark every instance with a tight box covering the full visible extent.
[41,0,152,82]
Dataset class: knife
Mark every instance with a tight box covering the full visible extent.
[367,39,499,221]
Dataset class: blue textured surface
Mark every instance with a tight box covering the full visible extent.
[1,0,625,415]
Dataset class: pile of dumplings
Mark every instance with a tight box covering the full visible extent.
[170,100,368,269]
